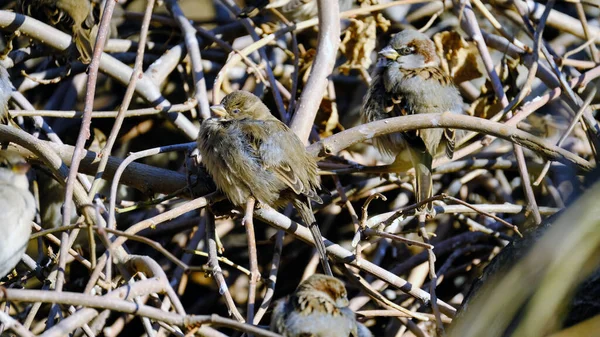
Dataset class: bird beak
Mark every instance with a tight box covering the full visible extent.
[210,104,227,117]
[379,46,399,61]
[12,162,31,175]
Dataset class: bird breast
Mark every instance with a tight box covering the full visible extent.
[197,118,286,207]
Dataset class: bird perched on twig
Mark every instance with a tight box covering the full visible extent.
[271,274,372,337]
[0,151,35,278]
[17,0,102,63]
[197,91,332,276]
[240,0,354,21]
[361,29,463,212]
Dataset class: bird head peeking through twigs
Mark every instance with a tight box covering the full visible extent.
[271,274,373,337]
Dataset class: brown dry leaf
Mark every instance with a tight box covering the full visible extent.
[433,31,483,84]
[298,48,317,84]
[258,22,278,35]
[468,56,519,119]
[315,98,340,138]
[467,94,503,119]
[339,2,390,76]
[89,128,107,153]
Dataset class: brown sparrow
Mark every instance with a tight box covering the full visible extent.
[361,29,463,211]
[197,91,332,275]
[281,0,354,21]
[271,274,368,337]
[240,0,354,21]
[17,0,101,63]
[0,151,35,278]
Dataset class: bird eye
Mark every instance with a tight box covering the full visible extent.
[232,108,241,114]
[398,46,414,55]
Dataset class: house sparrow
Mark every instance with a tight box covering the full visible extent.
[361,29,463,211]
[281,0,353,22]
[0,151,36,278]
[271,274,364,337]
[240,0,353,21]
[17,0,101,63]
[197,91,332,275]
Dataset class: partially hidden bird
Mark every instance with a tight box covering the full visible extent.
[0,151,36,278]
[361,29,463,212]
[17,0,102,63]
[197,91,332,276]
[271,274,372,337]
[240,0,354,21]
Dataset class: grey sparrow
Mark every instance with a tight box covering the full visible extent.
[197,91,332,276]
[361,29,463,211]
[0,151,36,278]
[271,274,369,337]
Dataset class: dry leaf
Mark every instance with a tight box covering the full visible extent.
[433,31,483,84]
[315,98,340,138]
[339,0,390,76]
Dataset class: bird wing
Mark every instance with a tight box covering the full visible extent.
[238,119,321,203]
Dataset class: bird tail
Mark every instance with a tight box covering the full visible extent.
[293,198,333,276]
[409,147,433,213]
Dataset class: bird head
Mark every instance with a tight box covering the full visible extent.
[379,29,440,70]
[210,91,272,120]
[297,274,350,308]
[0,150,31,190]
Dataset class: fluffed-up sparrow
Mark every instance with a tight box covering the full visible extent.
[0,151,36,278]
[197,91,332,275]
[271,274,371,337]
[361,29,463,211]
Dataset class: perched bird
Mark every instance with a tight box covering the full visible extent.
[271,274,364,337]
[361,29,463,212]
[281,0,353,21]
[197,91,332,275]
[0,151,35,278]
[17,0,101,63]
[0,64,12,124]
[240,0,353,21]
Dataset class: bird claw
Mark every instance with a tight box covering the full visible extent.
[415,205,436,219]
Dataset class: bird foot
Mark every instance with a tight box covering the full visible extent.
[415,205,436,220]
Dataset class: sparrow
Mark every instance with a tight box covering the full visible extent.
[361,29,463,212]
[271,274,364,337]
[0,151,36,278]
[197,91,332,276]
[17,0,101,63]
[240,0,354,21]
